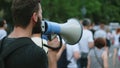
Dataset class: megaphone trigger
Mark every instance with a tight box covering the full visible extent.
[47,34,57,41]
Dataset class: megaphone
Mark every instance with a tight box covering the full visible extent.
[42,18,83,45]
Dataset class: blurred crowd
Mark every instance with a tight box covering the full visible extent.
[57,18,120,68]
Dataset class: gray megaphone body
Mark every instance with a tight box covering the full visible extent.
[42,18,83,45]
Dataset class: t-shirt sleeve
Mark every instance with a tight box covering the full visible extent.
[72,44,80,52]
[88,31,94,42]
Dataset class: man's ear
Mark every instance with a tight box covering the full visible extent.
[32,12,38,23]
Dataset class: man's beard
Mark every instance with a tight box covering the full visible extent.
[32,18,42,34]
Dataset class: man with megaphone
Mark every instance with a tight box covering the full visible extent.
[0,0,83,68]
[0,0,61,68]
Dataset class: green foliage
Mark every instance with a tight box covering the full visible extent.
[0,0,120,24]
[0,0,12,23]
[41,0,82,22]
[0,9,4,17]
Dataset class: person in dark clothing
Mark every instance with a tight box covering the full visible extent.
[0,0,59,68]
[89,23,96,39]
[3,38,48,68]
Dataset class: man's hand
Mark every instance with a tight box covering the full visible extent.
[47,36,60,48]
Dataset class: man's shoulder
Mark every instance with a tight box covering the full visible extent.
[95,29,106,33]
[83,30,93,37]
[3,37,46,56]
[14,37,46,54]
[4,38,48,68]
[84,29,92,33]
[94,29,107,38]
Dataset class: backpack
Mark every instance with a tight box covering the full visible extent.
[0,37,33,68]
[57,48,70,68]
[119,35,120,43]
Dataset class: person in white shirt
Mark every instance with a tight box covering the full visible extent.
[0,18,7,40]
[94,22,107,39]
[66,43,80,68]
[57,38,80,68]
[31,21,48,53]
[31,36,48,53]
[77,18,94,68]
[112,28,120,67]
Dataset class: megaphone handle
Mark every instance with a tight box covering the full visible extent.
[43,34,62,50]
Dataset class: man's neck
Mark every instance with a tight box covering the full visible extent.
[0,27,5,29]
[83,26,88,30]
[8,27,32,38]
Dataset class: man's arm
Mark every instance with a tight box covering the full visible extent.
[88,31,94,48]
[73,44,80,60]
[47,49,57,68]
[88,42,94,48]
[56,45,66,60]
[47,37,60,68]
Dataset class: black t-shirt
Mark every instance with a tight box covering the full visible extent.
[2,37,48,68]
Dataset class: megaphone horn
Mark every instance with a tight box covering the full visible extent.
[42,18,83,45]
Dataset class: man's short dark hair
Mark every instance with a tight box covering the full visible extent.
[94,38,106,49]
[11,0,40,28]
[0,18,4,27]
[82,18,91,26]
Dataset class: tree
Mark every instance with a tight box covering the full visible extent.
[0,0,120,25]
[0,0,12,34]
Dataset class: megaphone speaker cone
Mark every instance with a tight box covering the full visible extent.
[60,18,83,45]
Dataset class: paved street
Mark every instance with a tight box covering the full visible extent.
[108,45,120,68]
